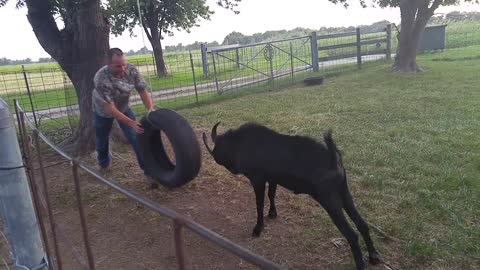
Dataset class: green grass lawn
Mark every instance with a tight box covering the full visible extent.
[23,43,480,269]
[170,48,479,269]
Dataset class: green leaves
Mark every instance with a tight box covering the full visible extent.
[327,0,479,9]
[0,0,24,8]
[107,0,241,39]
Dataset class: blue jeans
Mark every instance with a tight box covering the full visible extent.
[93,108,147,175]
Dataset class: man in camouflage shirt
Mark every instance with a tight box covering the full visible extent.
[92,48,157,188]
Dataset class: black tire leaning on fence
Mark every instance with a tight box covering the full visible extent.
[137,108,201,189]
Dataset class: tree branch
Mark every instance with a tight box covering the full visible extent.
[142,21,153,42]
[419,0,430,10]
[148,0,158,30]
[158,13,166,35]
[429,0,444,12]
[141,4,157,41]
[25,0,63,59]
[63,0,77,33]
[416,0,432,22]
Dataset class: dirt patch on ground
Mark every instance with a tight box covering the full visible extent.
[27,128,401,270]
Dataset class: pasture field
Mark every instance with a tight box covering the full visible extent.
[177,45,480,269]
[2,21,479,114]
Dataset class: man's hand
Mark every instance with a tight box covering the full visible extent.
[129,121,144,134]
[104,103,144,134]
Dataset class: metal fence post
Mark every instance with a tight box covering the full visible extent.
[356,28,362,69]
[267,43,274,81]
[15,101,54,270]
[0,98,47,270]
[33,129,64,270]
[200,43,209,78]
[151,52,158,77]
[290,42,294,81]
[71,160,96,270]
[189,51,199,104]
[21,65,38,127]
[173,220,186,270]
[212,52,220,94]
[310,32,319,72]
[235,48,240,69]
[386,24,392,61]
[63,72,76,132]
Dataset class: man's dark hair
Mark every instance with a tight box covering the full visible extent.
[108,48,124,62]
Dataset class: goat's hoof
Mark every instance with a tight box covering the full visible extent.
[252,225,263,237]
[268,210,277,219]
[369,252,382,265]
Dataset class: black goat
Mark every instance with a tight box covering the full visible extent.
[202,122,381,270]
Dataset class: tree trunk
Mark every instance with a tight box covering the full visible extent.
[393,29,422,72]
[151,33,168,77]
[142,8,168,78]
[26,0,110,156]
[152,42,168,77]
[392,0,434,73]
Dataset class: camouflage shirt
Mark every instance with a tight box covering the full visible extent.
[92,64,149,118]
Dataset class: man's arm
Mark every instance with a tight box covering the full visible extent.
[138,89,154,112]
[94,68,144,134]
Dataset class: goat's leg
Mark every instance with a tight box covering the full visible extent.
[268,182,277,219]
[318,196,366,270]
[251,181,266,237]
[343,191,381,265]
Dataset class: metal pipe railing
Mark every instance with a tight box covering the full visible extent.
[14,100,283,270]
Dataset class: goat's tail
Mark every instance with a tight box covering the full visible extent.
[323,129,342,169]
[324,130,352,202]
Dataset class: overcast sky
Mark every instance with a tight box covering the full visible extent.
[1,0,479,60]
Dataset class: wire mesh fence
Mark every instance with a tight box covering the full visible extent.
[0,219,13,269]
[207,36,313,94]
[1,22,480,143]
[444,20,480,49]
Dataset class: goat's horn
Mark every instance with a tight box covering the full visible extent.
[211,122,220,143]
[202,133,213,155]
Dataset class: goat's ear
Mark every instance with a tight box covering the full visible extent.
[212,122,221,143]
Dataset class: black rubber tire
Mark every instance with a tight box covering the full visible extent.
[137,108,201,189]
[303,76,324,86]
